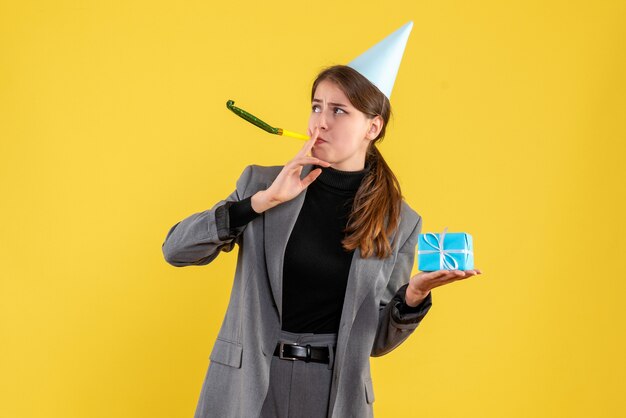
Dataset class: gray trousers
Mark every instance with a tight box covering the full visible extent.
[259,330,338,418]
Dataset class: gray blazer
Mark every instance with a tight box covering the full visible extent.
[162,164,433,418]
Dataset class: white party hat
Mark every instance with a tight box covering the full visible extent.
[347,21,413,99]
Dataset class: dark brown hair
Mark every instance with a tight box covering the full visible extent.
[311,65,403,259]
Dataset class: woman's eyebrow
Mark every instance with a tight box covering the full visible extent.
[312,98,348,107]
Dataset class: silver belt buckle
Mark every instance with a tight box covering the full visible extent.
[279,342,298,361]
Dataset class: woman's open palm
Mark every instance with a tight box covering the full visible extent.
[407,268,483,303]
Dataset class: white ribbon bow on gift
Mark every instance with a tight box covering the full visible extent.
[417,227,471,270]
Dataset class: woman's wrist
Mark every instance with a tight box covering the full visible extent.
[251,190,280,213]
[405,286,430,307]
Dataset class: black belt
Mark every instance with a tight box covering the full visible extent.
[273,342,333,364]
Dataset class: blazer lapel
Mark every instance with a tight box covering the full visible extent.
[333,247,387,368]
[328,227,399,417]
[338,222,400,336]
[263,164,314,322]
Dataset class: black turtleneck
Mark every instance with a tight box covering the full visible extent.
[226,163,427,334]
[281,163,368,332]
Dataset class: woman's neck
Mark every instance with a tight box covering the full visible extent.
[314,161,371,191]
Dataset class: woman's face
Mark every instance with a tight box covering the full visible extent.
[308,79,382,171]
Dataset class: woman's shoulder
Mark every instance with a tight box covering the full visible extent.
[236,164,283,185]
[391,200,422,252]
[232,164,285,197]
[399,199,422,230]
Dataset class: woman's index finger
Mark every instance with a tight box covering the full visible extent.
[297,127,319,157]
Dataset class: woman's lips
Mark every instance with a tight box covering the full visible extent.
[315,137,326,145]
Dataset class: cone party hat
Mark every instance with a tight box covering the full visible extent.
[347,21,413,99]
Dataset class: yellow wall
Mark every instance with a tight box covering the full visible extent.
[1,1,624,417]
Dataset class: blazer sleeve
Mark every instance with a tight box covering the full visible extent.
[161,165,256,267]
[370,215,433,357]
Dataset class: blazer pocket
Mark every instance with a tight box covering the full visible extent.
[209,338,243,369]
[364,376,375,404]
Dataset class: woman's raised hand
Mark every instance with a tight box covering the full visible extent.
[250,127,331,213]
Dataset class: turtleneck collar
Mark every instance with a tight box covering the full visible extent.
[313,161,372,192]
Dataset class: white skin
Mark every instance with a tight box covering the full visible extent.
[251,79,482,306]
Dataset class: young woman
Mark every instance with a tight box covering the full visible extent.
[162,65,481,418]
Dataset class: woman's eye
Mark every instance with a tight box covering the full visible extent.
[311,105,346,114]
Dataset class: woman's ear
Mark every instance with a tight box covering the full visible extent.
[366,115,384,140]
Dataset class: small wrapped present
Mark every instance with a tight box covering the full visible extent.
[417,227,474,271]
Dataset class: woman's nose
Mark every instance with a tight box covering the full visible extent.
[317,112,329,130]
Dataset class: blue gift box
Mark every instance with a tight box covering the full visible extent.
[417,227,474,271]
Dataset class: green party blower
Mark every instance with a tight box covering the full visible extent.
[226,100,309,141]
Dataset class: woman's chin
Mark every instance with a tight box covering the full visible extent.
[311,149,328,161]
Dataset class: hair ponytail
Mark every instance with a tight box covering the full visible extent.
[342,145,402,259]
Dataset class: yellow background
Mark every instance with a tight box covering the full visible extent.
[1,1,625,417]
